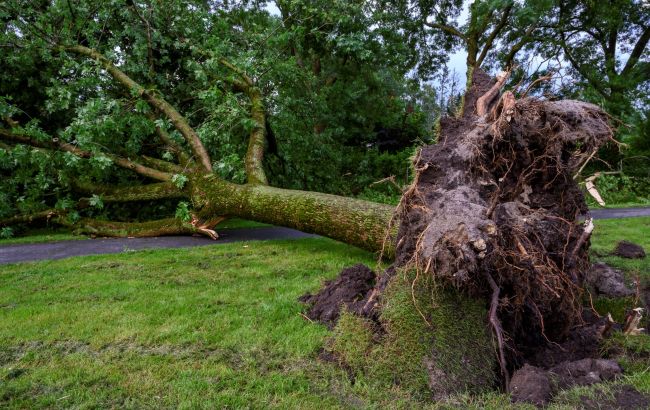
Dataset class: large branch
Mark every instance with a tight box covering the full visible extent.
[143,111,192,166]
[503,23,536,68]
[0,128,173,181]
[140,155,183,173]
[558,33,608,97]
[65,45,213,172]
[476,4,513,68]
[621,25,650,78]
[423,21,467,42]
[0,209,59,227]
[72,181,186,202]
[220,59,268,185]
[59,217,218,239]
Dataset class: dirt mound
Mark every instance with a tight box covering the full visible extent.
[510,364,553,406]
[303,69,615,399]
[390,69,612,380]
[511,359,622,406]
[614,240,646,259]
[299,264,376,327]
[586,262,634,298]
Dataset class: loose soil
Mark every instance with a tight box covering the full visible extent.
[613,240,647,259]
[582,385,650,410]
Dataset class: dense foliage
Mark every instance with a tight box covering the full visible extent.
[0,0,648,234]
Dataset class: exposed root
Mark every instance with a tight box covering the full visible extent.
[485,271,510,392]
[387,68,611,378]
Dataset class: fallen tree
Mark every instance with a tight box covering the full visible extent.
[1,39,619,403]
[0,44,394,254]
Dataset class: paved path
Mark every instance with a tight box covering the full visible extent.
[1,207,648,265]
[0,227,316,265]
[590,207,650,220]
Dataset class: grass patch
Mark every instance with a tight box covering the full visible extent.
[0,216,648,408]
[328,270,496,402]
[0,238,375,408]
[0,227,83,245]
[589,217,649,324]
[590,216,649,276]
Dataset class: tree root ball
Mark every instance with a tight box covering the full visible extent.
[301,69,615,400]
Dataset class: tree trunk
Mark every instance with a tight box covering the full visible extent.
[189,176,395,255]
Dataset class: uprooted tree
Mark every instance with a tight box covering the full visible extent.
[301,69,615,398]
[0,0,624,401]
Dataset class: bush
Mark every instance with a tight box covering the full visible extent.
[585,174,650,207]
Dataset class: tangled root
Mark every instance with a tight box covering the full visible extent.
[391,69,612,374]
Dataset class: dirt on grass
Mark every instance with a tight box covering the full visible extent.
[614,240,647,259]
[586,262,635,298]
[299,264,376,328]
[582,385,650,410]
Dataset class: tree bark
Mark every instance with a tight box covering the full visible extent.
[189,176,395,255]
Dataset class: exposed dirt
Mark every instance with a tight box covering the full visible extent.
[613,240,647,259]
[510,364,553,406]
[511,359,622,406]
[528,315,612,368]
[551,358,622,389]
[581,385,650,410]
[586,263,635,298]
[388,69,612,375]
[299,264,376,328]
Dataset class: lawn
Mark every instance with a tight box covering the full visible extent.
[0,219,649,408]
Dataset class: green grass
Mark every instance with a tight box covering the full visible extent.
[591,216,649,279]
[0,238,377,408]
[0,227,83,245]
[1,218,649,408]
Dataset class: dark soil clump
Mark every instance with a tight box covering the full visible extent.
[510,364,553,406]
[550,358,621,389]
[586,263,635,298]
[511,359,622,406]
[613,240,646,259]
[299,264,376,327]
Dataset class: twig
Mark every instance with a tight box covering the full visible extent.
[299,312,313,323]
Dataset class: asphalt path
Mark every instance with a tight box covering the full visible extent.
[0,227,316,265]
[0,207,648,265]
